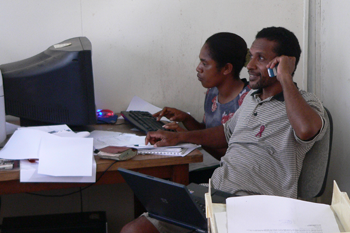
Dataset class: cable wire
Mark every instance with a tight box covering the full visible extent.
[25,160,119,197]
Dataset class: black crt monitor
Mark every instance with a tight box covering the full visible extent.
[0,37,97,127]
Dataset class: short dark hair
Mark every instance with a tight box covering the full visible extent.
[256,27,301,74]
[205,32,247,78]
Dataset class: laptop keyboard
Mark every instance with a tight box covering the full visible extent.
[121,111,173,134]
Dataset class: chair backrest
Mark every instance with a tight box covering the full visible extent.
[297,107,333,199]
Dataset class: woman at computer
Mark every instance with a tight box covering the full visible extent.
[153,32,250,182]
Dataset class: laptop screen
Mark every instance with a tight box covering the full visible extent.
[118,168,207,231]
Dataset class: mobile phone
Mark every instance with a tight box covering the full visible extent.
[267,67,277,77]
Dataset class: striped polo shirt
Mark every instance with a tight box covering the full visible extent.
[211,88,327,198]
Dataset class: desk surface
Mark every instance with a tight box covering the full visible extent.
[0,119,203,195]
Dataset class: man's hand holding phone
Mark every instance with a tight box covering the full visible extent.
[267,55,296,80]
[268,66,277,77]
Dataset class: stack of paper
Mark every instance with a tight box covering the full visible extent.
[0,125,95,183]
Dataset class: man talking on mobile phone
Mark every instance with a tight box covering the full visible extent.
[120,26,328,233]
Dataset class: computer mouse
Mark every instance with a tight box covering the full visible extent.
[96,109,114,118]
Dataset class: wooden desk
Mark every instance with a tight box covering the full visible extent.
[0,119,203,195]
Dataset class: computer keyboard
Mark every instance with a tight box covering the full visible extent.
[121,111,172,134]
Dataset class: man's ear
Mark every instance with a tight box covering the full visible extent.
[223,63,233,75]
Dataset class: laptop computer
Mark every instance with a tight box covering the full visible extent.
[118,168,235,232]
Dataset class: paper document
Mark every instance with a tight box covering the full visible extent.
[226,195,340,233]
[125,96,169,121]
[89,130,200,154]
[38,136,93,176]
[89,130,148,149]
[126,96,162,114]
[0,125,96,183]
[206,181,350,233]
[214,212,227,233]
[20,158,96,183]
[0,129,48,159]
[0,127,91,160]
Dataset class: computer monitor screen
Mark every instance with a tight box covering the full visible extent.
[0,37,97,127]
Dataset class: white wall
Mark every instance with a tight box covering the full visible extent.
[0,0,306,121]
[315,0,350,202]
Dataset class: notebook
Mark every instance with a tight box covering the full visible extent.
[137,147,186,155]
[137,144,200,157]
[118,168,234,232]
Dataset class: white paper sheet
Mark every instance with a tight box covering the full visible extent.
[126,96,162,114]
[1,125,96,182]
[214,212,227,233]
[125,96,169,122]
[38,136,93,176]
[0,129,48,159]
[0,127,91,160]
[20,158,96,183]
[88,130,148,149]
[226,195,341,233]
[89,130,200,155]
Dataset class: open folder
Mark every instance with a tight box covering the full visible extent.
[205,181,350,233]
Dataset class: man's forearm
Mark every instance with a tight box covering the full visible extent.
[281,77,322,140]
[178,125,228,148]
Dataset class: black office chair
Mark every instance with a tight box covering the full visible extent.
[297,107,333,199]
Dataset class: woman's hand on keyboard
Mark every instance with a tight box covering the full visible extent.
[163,122,187,132]
[153,107,188,122]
